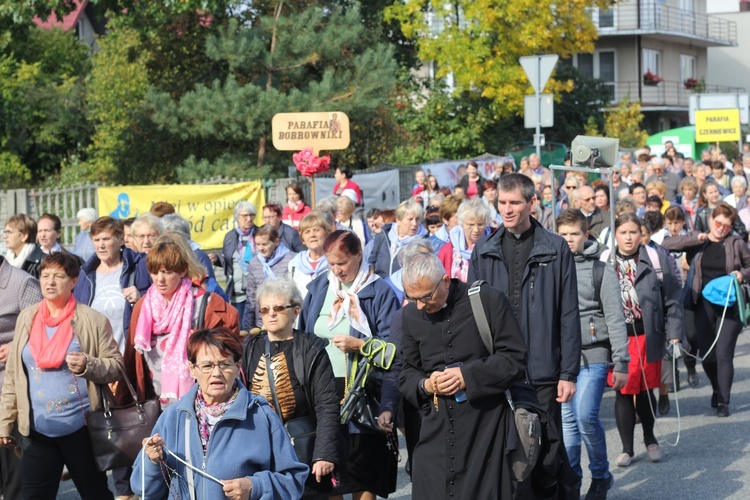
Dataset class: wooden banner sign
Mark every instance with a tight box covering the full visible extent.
[272,112,350,154]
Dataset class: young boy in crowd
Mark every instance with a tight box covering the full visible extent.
[556,209,629,500]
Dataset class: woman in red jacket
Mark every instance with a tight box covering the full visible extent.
[281,183,312,230]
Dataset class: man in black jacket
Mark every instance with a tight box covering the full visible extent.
[468,173,581,434]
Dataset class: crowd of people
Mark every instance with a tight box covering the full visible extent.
[0,148,748,499]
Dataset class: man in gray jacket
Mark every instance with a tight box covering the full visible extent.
[556,210,629,500]
[0,256,42,500]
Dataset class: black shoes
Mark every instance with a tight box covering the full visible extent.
[658,395,670,416]
[717,404,730,418]
[687,366,699,388]
[585,476,614,500]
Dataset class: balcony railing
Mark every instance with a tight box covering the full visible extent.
[595,1,737,46]
[608,80,746,108]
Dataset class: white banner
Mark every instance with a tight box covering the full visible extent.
[315,169,400,210]
[420,156,514,189]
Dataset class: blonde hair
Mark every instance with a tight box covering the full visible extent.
[298,211,334,237]
[395,200,423,221]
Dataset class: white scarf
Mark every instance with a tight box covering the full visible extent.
[6,243,35,268]
[327,248,379,338]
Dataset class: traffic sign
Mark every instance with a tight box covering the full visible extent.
[524,94,554,128]
[695,109,741,142]
[520,55,559,94]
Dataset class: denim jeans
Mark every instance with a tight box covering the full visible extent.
[561,362,611,483]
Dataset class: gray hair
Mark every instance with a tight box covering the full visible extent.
[256,277,303,308]
[76,208,97,222]
[731,175,748,188]
[131,213,164,235]
[457,198,491,226]
[402,252,446,289]
[397,238,435,267]
[316,196,339,221]
[161,213,192,240]
[650,156,665,168]
[233,201,257,221]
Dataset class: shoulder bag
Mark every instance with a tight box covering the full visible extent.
[265,339,318,466]
[468,280,541,482]
[87,363,161,471]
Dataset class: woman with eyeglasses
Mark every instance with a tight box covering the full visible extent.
[132,327,308,499]
[123,238,239,409]
[130,214,164,254]
[437,200,490,283]
[298,230,400,500]
[242,278,339,497]
[4,214,45,278]
[661,203,750,417]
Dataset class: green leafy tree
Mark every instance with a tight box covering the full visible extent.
[603,97,649,149]
[0,27,90,183]
[147,2,398,173]
[385,0,616,118]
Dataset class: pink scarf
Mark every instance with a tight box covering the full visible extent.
[30,296,77,369]
[134,278,195,401]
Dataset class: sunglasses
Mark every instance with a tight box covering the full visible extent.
[259,304,295,315]
[713,220,732,232]
[565,185,576,189]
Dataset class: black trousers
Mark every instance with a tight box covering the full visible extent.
[682,308,699,371]
[695,297,744,406]
[21,426,113,500]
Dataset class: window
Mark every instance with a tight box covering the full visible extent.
[643,49,661,77]
[575,51,616,101]
[597,7,615,29]
[680,55,696,82]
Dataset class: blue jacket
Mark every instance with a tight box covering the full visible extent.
[368,223,398,277]
[468,218,582,386]
[74,247,151,341]
[131,383,308,500]
[297,273,402,428]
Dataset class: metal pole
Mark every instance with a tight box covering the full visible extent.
[536,56,542,158]
[550,164,557,233]
[607,173,616,266]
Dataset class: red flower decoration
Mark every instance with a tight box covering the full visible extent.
[293,148,331,177]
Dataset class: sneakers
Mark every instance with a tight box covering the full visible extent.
[615,452,633,467]
[687,366,699,388]
[658,394,670,416]
[647,444,662,462]
[717,404,730,417]
[585,475,614,500]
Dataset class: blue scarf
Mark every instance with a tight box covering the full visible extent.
[290,251,328,277]
[434,224,450,243]
[388,223,428,258]
[238,227,255,272]
[448,224,490,261]
[257,242,291,279]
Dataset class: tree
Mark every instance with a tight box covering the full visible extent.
[602,97,649,149]
[0,27,90,183]
[147,2,398,173]
[385,0,616,118]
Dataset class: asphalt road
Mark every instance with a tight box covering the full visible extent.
[57,331,750,499]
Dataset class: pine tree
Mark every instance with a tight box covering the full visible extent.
[147,1,397,174]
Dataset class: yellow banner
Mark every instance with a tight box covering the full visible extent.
[695,109,741,142]
[98,182,265,249]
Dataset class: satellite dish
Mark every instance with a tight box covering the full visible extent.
[570,136,620,168]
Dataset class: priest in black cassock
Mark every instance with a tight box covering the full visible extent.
[399,252,527,499]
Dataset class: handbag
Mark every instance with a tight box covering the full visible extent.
[87,364,161,471]
[468,280,542,482]
[265,339,317,465]
[733,275,750,327]
[339,338,395,432]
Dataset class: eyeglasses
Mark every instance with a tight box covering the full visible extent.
[134,233,159,242]
[237,213,255,219]
[192,361,237,373]
[2,230,20,236]
[405,278,443,304]
[259,304,295,315]
[714,220,732,231]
